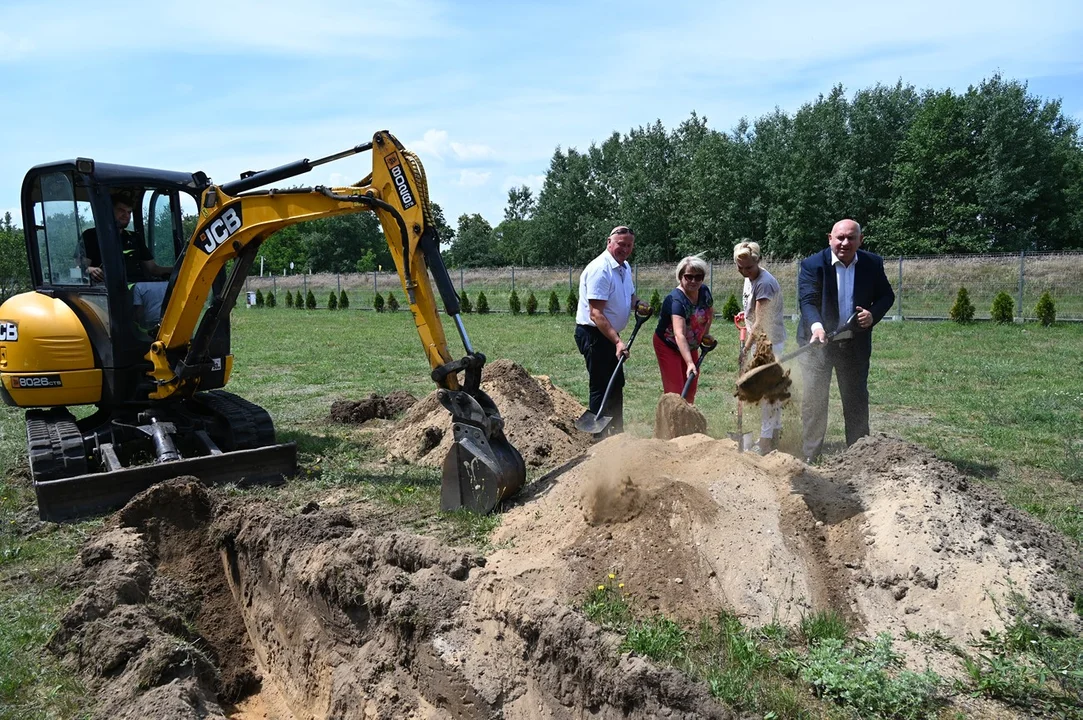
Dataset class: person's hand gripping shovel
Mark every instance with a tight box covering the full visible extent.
[680,334,717,400]
[575,302,654,435]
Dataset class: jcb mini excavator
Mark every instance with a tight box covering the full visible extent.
[0,131,525,521]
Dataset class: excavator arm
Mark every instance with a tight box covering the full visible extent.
[149,131,524,512]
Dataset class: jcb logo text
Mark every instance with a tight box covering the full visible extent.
[0,321,17,342]
[197,206,243,254]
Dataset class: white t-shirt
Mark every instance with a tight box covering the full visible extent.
[575,249,635,332]
[742,267,786,345]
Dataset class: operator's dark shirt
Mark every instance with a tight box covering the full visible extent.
[80,228,153,283]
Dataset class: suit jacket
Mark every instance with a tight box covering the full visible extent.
[797,248,895,355]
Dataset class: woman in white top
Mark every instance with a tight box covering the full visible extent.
[734,240,786,454]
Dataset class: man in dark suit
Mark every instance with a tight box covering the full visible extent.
[798,219,895,462]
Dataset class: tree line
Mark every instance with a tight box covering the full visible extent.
[3,73,1080,297]
[446,74,1083,267]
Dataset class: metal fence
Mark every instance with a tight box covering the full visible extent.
[243,251,1083,321]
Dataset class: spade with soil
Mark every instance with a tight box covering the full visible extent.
[735,313,858,403]
[575,304,653,435]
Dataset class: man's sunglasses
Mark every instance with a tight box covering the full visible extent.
[610,226,634,236]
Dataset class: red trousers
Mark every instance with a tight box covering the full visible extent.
[653,333,700,403]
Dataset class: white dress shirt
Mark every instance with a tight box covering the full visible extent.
[811,251,858,336]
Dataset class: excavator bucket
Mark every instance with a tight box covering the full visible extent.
[437,388,526,513]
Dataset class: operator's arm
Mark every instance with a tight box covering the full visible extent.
[141,259,172,279]
[588,300,627,357]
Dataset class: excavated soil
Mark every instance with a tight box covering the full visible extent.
[735,332,792,404]
[330,391,418,424]
[384,359,592,469]
[653,392,707,440]
[49,431,1083,717]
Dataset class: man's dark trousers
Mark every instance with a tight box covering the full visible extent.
[574,324,624,436]
[801,339,870,460]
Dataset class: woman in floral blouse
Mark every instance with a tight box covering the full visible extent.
[652,255,714,403]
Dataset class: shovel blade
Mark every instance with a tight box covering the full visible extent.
[575,410,613,435]
[735,362,791,404]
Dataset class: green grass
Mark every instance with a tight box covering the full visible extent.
[2,307,1083,718]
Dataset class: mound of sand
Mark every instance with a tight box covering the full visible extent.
[49,434,1083,718]
[384,359,592,469]
[490,433,1082,640]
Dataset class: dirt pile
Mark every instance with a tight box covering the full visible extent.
[50,433,1083,718]
[653,392,707,440]
[489,433,1082,639]
[384,359,592,469]
[47,478,254,719]
[330,390,418,424]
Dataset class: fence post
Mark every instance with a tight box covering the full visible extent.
[336,274,341,294]
[709,260,714,293]
[303,274,307,298]
[272,276,276,298]
[569,266,573,292]
[1017,249,1025,322]
[634,263,639,290]
[511,267,515,293]
[460,267,464,292]
[896,257,903,321]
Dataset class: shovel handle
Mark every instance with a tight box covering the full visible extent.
[680,336,716,399]
[591,308,651,422]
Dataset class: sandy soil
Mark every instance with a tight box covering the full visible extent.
[44,368,1083,719]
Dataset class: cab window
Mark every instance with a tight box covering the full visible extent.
[32,171,95,287]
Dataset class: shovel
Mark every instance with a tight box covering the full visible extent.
[735,313,859,402]
[680,334,717,400]
[575,304,653,435]
[728,312,752,451]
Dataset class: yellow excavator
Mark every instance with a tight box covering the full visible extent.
[0,131,524,521]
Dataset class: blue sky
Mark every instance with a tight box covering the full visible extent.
[2,0,1081,231]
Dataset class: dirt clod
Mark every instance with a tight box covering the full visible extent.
[654,392,708,440]
[330,390,418,424]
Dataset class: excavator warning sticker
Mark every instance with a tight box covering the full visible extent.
[12,375,62,389]
[384,153,417,209]
[196,205,244,254]
[0,321,17,341]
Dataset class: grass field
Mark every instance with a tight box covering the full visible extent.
[2,308,1082,718]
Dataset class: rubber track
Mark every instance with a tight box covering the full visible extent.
[195,390,276,451]
[26,408,88,482]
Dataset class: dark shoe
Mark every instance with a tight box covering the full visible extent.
[758,437,775,455]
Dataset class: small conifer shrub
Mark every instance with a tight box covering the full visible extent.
[949,287,975,323]
[990,291,1014,324]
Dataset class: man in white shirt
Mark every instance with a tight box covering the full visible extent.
[797,219,895,462]
[574,226,643,436]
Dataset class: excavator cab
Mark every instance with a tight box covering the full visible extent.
[1,133,525,521]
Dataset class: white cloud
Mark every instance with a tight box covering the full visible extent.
[456,170,491,188]
[409,130,496,162]
[502,174,545,193]
[449,141,495,160]
[0,0,453,62]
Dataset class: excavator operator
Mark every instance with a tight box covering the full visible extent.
[78,191,172,284]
